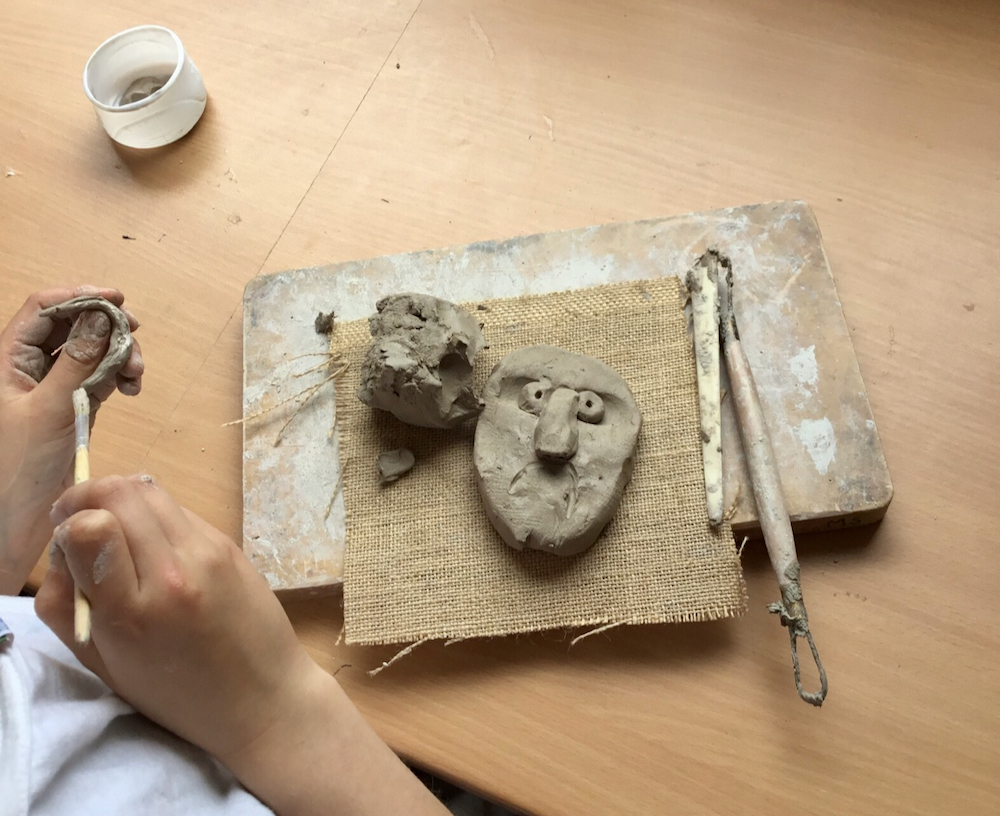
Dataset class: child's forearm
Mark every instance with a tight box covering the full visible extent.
[0,489,51,594]
[222,663,449,816]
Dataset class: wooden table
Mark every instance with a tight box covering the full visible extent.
[4,1,998,813]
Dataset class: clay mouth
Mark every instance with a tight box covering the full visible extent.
[507,460,579,520]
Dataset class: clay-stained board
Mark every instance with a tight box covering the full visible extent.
[241,200,892,593]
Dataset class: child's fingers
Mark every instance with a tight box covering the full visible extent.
[0,287,128,395]
[2,286,124,346]
[34,539,114,685]
[53,508,139,609]
[51,476,171,586]
[78,336,144,403]
[122,475,196,545]
[116,335,144,396]
[35,311,112,403]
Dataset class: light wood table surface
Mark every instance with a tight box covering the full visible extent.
[4,1,998,813]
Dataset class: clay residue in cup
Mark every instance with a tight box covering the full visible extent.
[118,76,169,105]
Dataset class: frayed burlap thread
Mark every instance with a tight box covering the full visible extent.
[339,277,747,645]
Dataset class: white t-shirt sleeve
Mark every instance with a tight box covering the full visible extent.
[0,597,273,816]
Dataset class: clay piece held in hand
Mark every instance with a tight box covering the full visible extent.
[474,345,642,556]
[377,448,416,484]
[37,296,133,392]
[357,293,485,429]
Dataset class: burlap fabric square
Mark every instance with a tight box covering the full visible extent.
[338,277,747,645]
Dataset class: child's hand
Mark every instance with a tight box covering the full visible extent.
[0,286,143,593]
[36,475,319,766]
[38,474,451,816]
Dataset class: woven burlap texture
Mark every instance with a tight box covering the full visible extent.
[338,277,747,646]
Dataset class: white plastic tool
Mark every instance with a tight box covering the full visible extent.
[83,25,207,149]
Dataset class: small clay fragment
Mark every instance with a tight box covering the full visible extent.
[377,448,416,484]
[314,310,336,335]
[37,296,133,392]
[473,345,641,557]
[357,293,485,429]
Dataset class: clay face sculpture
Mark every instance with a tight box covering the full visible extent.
[474,345,642,556]
[357,294,485,429]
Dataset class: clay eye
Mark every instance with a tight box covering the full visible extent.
[519,382,548,415]
[577,391,604,423]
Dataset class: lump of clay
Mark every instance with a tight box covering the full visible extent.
[314,310,336,335]
[358,294,485,428]
[473,346,642,557]
[377,448,416,484]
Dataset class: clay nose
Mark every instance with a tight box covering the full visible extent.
[533,388,580,461]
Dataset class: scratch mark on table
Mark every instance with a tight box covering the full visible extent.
[469,13,495,61]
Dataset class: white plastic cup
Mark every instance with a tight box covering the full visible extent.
[83,25,207,149]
